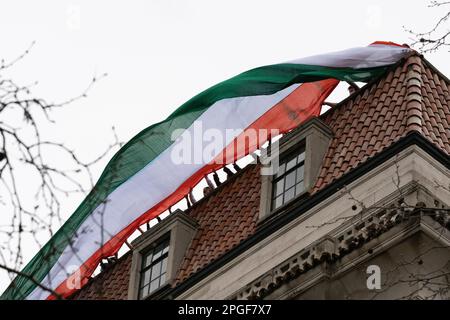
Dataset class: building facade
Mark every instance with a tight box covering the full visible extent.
[71,53,450,300]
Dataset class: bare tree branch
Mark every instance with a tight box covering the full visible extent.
[404,1,450,52]
[0,263,62,299]
[0,43,121,295]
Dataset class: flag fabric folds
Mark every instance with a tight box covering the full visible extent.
[1,41,412,300]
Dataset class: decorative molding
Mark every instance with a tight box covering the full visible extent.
[231,186,450,300]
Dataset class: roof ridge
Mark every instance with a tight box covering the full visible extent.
[404,54,424,133]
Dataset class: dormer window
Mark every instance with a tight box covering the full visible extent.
[259,117,332,222]
[139,237,170,299]
[272,146,306,210]
[128,210,198,300]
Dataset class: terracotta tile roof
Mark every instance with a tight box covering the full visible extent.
[313,55,450,191]
[70,252,132,300]
[175,164,261,283]
[71,53,450,299]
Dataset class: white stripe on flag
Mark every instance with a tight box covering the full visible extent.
[287,44,409,68]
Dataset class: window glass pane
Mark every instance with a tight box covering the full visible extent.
[295,182,305,196]
[276,163,285,177]
[274,195,283,209]
[140,285,149,298]
[151,261,161,280]
[297,152,305,164]
[140,239,170,298]
[149,279,159,294]
[284,187,295,203]
[161,257,168,274]
[296,166,304,183]
[152,249,162,261]
[159,273,166,285]
[285,157,297,171]
[274,179,284,196]
[285,171,296,189]
[142,270,151,286]
[271,146,306,211]
[143,253,153,268]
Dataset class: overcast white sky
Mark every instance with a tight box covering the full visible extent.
[0,0,448,293]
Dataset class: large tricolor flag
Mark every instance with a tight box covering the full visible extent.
[2,41,412,300]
